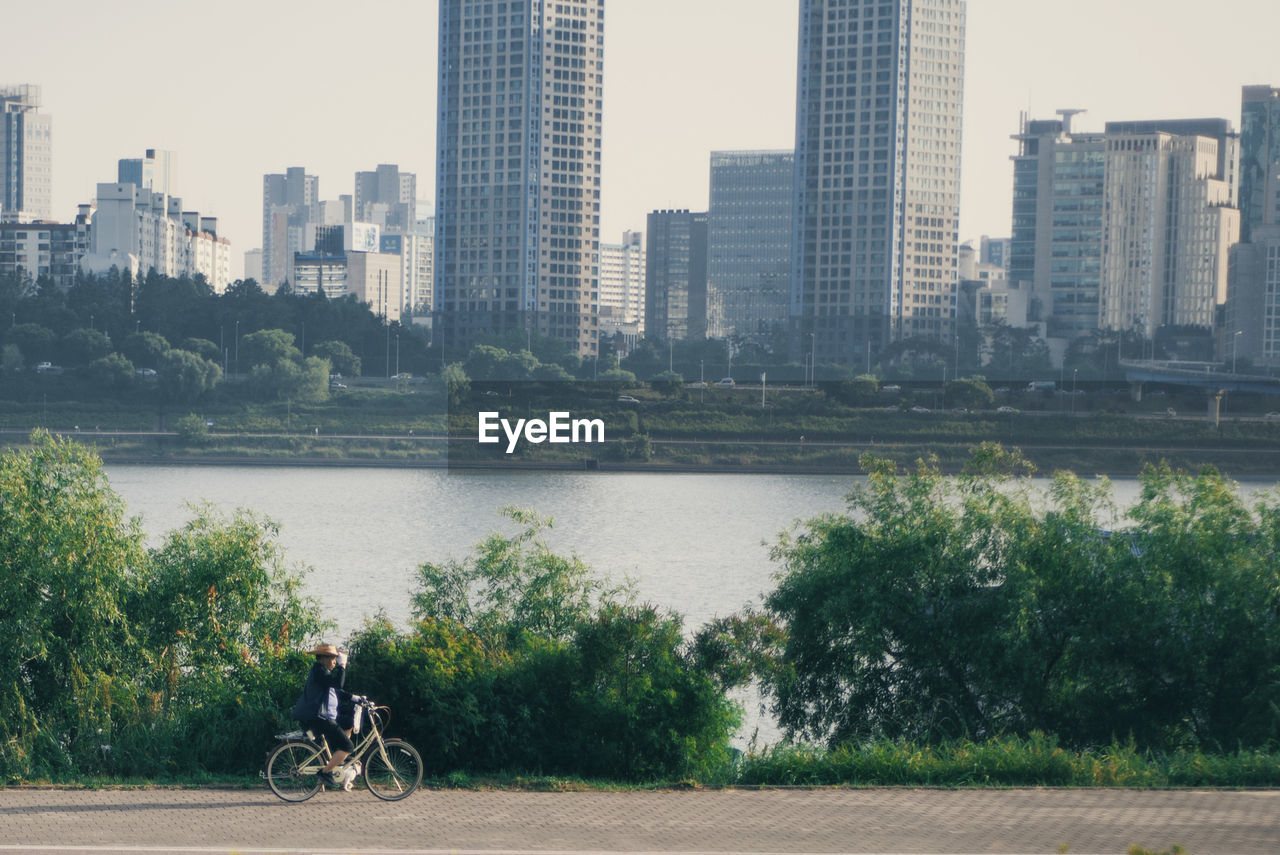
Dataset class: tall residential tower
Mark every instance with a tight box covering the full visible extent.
[435,0,604,358]
[1,85,52,222]
[791,0,966,364]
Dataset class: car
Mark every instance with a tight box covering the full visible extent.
[1265,412,1280,421]
[716,378,735,387]
[616,395,640,404]
[135,368,157,377]
[881,384,902,393]
[330,382,347,390]
[951,407,969,414]
[1166,407,1177,417]
[687,381,707,389]
[910,406,931,414]
[480,390,501,397]
[997,406,1020,414]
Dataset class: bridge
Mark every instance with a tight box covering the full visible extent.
[1119,359,1280,423]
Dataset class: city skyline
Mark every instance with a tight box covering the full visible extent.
[3,0,1279,280]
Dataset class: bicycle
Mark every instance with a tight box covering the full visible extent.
[264,695,423,802]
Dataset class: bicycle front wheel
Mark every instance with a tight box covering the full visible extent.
[363,738,423,800]
[266,741,325,802]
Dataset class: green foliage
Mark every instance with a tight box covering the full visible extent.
[180,337,221,363]
[945,375,994,409]
[84,352,135,390]
[8,323,56,364]
[0,434,326,779]
[120,331,171,368]
[60,328,112,367]
[650,370,685,396]
[313,339,360,376]
[411,507,618,644]
[763,446,1280,752]
[173,414,211,446]
[736,734,1280,788]
[158,349,222,403]
[239,329,301,370]
[442,362,470,407]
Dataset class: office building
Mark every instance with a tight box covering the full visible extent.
[434,0,604,357]
[262,167,320,288]
[706,150,793,340]
[1008,111,1105,338]
[381,231,434,317]
[646,210,707,342]
[1229,85,1280,367]
[1,85,52,222]
[598,230,644,346]
[355,164,417,233]
[791,0,966,364]
[1098,119,1239,340]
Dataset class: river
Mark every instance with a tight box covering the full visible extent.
[103,464,1277,746]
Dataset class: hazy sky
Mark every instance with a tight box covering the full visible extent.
[5,0,1280,279]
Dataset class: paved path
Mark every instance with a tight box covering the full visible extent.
[1,787,1277,855]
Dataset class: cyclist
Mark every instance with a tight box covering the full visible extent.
[291,643,354,788]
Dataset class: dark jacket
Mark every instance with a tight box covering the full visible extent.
[291,661,346,722]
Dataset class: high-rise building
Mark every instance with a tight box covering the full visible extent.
[645,210,707,342]
[1,85,52,222]
[1239,86,1280,243]
[1008,112,1106,338]
[598,229,644,345]
[1228,86,1280,367]
[118,149,175,197]
[791,0,966,364]
[707,150,793,341]
[354,164,417,233]
[262,167,319,288]
[83,181,232,292]
[1098,119,1239,340]
[434,0,604,358]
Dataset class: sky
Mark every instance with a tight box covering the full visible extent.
[5,0,1280,280]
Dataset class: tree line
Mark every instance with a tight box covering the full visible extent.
[2,433,1276,784]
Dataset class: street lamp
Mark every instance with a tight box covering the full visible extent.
[1072,368,1078,415]
[1233,330,1243,374]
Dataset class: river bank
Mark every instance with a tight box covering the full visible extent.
[11,428,1280,477]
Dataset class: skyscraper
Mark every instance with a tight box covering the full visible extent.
[1008,112,1106,339]
[791,0,966,364]
[262,167,319,288]
[1239,86,1280,243]
[435,0,604,358]
[1229,86,1280,367]
[1098,120,1239,340]
[354,164,417,233]
[645,210,707,342]
[707,150,794,341]
[1,85,52,222]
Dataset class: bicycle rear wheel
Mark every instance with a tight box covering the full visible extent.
[266,741,325,802]
[363,738,423,800]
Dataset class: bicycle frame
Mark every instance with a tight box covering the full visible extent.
[307,698,396,774]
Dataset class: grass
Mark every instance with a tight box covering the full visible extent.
[7,735,1277,791]
[735,734,1280,788]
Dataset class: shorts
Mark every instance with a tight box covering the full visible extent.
[306,717,354,753]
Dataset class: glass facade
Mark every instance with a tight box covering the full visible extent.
[707,150,794,340]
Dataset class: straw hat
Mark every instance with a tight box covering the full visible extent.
[307,643,340,658]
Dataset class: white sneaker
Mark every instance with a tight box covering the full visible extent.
[340,761,362,791]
